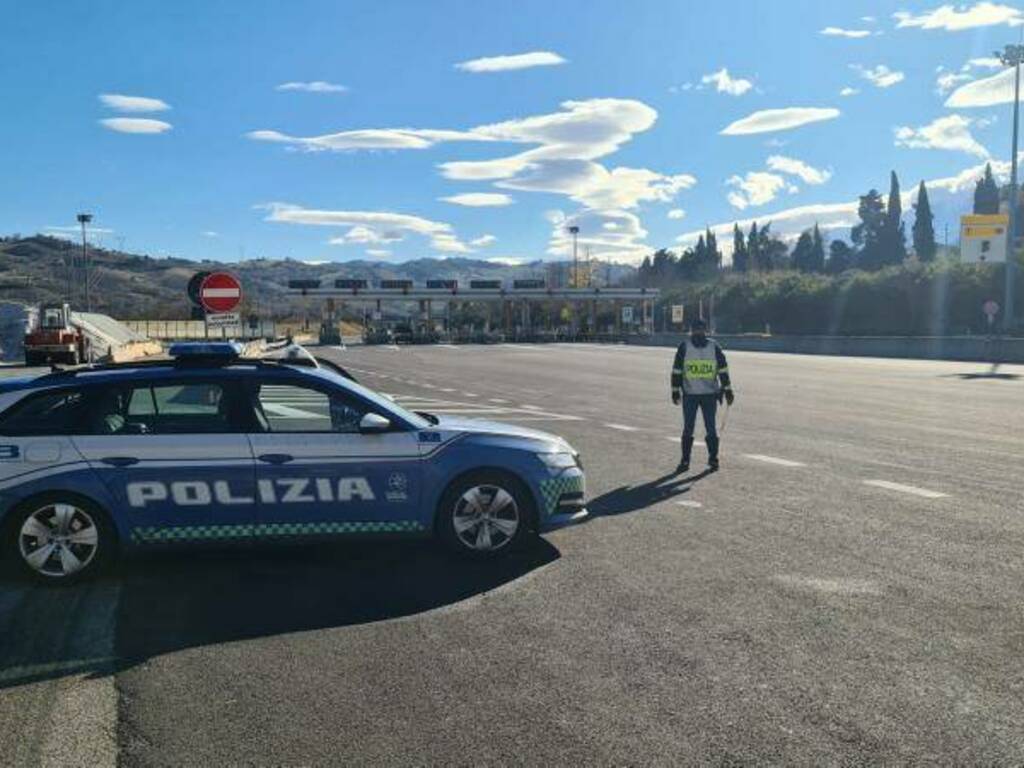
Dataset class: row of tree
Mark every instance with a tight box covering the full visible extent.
[638,169,947,287]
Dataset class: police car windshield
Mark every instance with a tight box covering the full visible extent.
[314,368,431,429]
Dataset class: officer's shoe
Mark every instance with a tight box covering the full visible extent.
[676,459,690,474]
[707,457,720,471]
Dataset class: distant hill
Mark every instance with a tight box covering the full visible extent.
[0,235,636,320]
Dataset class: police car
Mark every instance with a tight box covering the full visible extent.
[0,343,586,582]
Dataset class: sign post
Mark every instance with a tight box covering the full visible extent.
[983,299,1000,332]
[198,272,243,340]
[671,304,684,326]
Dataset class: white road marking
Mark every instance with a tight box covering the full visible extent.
[462,392,478,397]
[604,423,638,432]
[676,500,703,508]
[488,398,509,404]
[520,404,542,410]
[440,388,456,393]
[743,454,806,467]
[863,480,949,499]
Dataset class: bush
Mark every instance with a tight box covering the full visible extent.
[657,260,1021,336]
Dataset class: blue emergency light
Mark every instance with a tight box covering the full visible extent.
[168,342,244,358]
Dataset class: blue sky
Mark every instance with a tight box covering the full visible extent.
[1,0,1022,264]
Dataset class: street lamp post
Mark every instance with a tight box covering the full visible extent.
[997,44,1023,332]
[76,213,93,312]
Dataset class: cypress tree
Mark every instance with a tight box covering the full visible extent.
[791,230,814,272]
[974,162,1000,214]
[912,181,937,262]
[809,223,826,272]
[884,170,907,266]
[732,223,748,272]
[748,222,760,271]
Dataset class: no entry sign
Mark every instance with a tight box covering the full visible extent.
[200,272,242,314]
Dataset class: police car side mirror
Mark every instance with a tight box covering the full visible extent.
[358,413,391,434]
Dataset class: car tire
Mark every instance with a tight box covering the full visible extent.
[437,470,535,559]
[5,494,115,584]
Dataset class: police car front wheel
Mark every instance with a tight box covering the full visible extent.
[438,472,534,558]
[7,495,114,583]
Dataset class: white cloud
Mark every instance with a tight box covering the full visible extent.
[470,234,497,247]
[202,231,219,238]
[766,155,832,184]
[967,57,1003,69]
[328,225,404,245]
[99,118,172,134]
[546,208,650,263]
[894,2,1023,31]
[494,161,695,210]
[246,127,485,152]
[861,15,877,22]
[726,172,789,209]
[927,155,1017,192]
[252,98,695,260]
[945,67,1016,107]
[98,93,170,112]
[455,51,566,73]
[677,201,860,259]
[936,71,973,94]
[894,114,990,157]
[275,81,348,93]
[263,203,471,253]
[700,68,753,95]
[439,192,513,207]
[365,249,391,258]
[45,226,114,235]
[667,208,686,220]
[839,86,860,97]
[721,107,840,135]
[852,64,905,88]
[483,256,533,266]
[677,154,1024,261]
[820,26,872,37]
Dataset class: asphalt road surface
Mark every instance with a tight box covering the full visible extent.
[2,344,1024,766]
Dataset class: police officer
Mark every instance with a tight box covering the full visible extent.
[670,319,734,472]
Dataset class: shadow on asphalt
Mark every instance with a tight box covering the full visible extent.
[587,469,714,518]
[950,372,1020,380]
[945,363,1020,381]
[0,538,559,690]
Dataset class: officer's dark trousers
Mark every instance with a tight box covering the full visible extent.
[681,394,718,462]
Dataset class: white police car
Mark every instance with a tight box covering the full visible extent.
[0,343,586,582]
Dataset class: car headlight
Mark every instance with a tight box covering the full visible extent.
[537,451,579,470]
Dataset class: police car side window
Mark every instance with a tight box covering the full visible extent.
[0,389,88,436]
[86,382,237,435]
[254,383,366,434]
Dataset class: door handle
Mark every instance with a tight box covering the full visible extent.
[100,456,139,467]
[257,453,294,465]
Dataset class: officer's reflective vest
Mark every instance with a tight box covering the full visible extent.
[681,339,719,395]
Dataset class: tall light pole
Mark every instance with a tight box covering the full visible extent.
[567,225,579,288]
[77,213,92,311]
[997,44,1023,332]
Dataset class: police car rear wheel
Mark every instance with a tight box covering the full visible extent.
[10,497,111,582]
[439,472,532,558]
